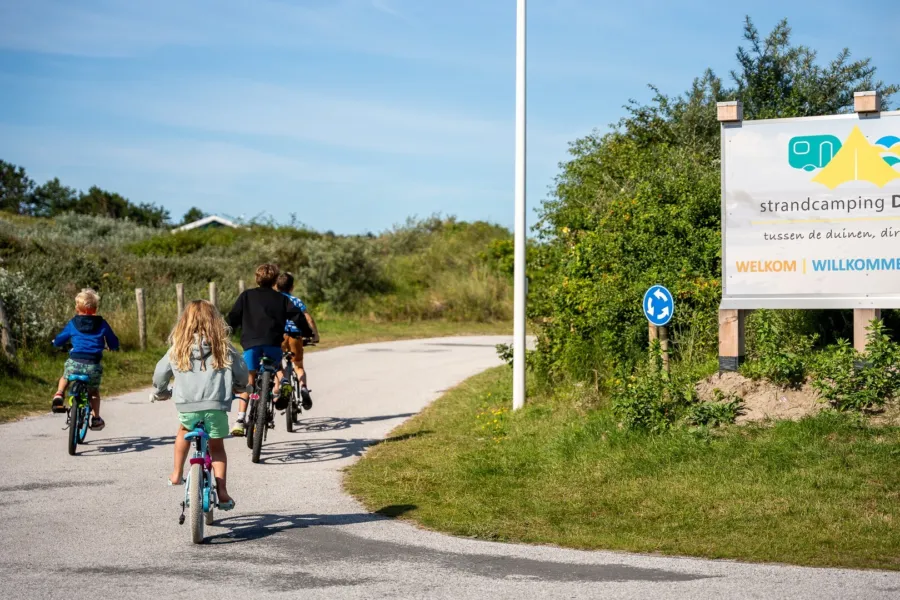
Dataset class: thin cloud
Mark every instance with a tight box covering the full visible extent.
[0,0,501,71]
[370,0,409,23]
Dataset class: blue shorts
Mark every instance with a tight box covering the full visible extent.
[243,345,283,371]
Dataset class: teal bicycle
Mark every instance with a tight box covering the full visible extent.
[151,388,228,544]
[65,374,92,456]
[181,419,217,543]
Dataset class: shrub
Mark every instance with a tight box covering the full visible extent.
[813,320,900,411]
[299,237,390,311]
[0,268,54,349]
[529,18,899,388]
[611,344,700,432]
[684,389,743,427]
[741,310,817,387]
[126,228,239,257]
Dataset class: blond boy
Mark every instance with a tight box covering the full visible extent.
[51,288,120,430]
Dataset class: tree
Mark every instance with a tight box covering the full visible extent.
[531,17,899,382]
[732,17,898,120]
[0,160,35,214]
[31,178,78,217]
[181,206,206,225]
[75,186,170,227]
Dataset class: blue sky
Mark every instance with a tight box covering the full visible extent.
[1,1,899,234]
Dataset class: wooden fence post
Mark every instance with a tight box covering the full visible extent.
[176,283,185,317]
[136,288,147,351]
[853,309,882,353]
[209,282,217,309]
[648,323,670,374]
[659,326,670,374]
[718,309,746,372]
[0,297,16,359]
[238,279,245,294]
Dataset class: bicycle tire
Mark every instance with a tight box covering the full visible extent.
[245,398,255,449]
[251,371,270,464]
[285,389,294,432]
[189,463,204,543]
[78,402,90,443]
[204,469,215,526]
[67,399,78,456]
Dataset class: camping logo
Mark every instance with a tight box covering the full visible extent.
[788,126,900,189]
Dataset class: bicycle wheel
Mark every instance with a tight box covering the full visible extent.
[285,388,294,432]
[78,402,90,443]
[251,371,270,464]
[245,397,256,449]
[189,463,204,543]
[67,399,79,456]
[204,469,215,526]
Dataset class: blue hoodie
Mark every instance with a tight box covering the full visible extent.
[52,315,120,363]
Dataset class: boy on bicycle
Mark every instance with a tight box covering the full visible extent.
[50,288,119,431]
[226,263,312,436]
[275,271,319,410]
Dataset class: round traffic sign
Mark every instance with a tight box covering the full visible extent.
[643,285,674,326]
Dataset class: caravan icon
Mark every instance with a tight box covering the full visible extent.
[788,135,842,172]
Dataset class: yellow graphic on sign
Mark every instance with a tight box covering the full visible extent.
[812,126,900,189]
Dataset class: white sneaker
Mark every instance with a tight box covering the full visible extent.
[230,418,246,437]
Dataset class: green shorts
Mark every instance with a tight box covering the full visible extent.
[63,359,103,389]
[178,410,230,439]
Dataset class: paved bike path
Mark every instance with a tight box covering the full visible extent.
[1,336,898,600]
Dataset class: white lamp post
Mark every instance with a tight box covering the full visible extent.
[512,0,526,410]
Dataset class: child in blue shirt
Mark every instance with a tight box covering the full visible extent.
[51,288,119,430]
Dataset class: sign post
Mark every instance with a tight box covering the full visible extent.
[643,285,674,373]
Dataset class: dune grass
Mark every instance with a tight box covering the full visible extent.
[345,366,900,570]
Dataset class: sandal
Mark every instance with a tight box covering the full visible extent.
[218,498,236,511]
[89,416,105,431]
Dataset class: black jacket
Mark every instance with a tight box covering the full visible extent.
[226,287,312,349]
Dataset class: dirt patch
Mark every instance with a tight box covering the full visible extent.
[695,372,823,424]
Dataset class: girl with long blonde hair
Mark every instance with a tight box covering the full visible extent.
[152,300,249,509]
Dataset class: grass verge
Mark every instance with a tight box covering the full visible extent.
[0,318,511,423]
[344,366,900,570]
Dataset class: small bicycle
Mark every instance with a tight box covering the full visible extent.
[280,337,315,433]
[245,354,279,464]
[64,373,92,456]
[182,419,217,543]
[150,388,230,544]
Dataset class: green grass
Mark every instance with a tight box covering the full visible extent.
[345,366,900,570]
[0,318,511,423]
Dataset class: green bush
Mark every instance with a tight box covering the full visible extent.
[528,18,898,389]
[813,321,900,411]
[611,345,703,432]
[299,237,391,312]
[741,310,817,387]
[684,390,743,427]
[126,228,239,257]
[0,268,54,349]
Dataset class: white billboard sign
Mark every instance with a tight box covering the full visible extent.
[722,111,900,309]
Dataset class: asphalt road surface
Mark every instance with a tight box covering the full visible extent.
[1,336,898,599]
